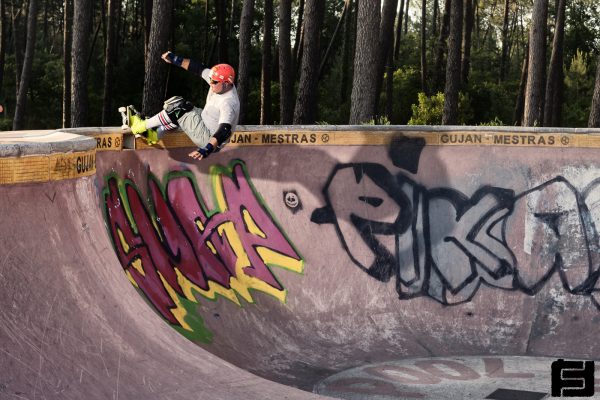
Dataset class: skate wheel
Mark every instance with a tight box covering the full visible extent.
[118,107,127,112]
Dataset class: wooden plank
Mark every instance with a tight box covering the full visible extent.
[0,150,96,185]
[94,132,124,151]
[124,129,600,149]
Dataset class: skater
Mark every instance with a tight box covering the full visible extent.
[130,51,240,161]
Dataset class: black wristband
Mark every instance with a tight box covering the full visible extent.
[198,143,214,158]
[167,52,184,67]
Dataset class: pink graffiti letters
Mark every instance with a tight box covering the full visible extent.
[102,160,303,341]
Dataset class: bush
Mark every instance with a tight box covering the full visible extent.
[379,66,421,124]
[408,92,473,125]
[408,92,445,124]
[563,50,595,127]
[466,81,517,125]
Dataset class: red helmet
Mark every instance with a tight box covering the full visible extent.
[210,64,235,84]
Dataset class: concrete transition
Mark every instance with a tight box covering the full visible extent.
[2,125,600,399]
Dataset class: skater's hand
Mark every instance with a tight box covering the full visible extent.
[189,143,214,160]
[162,51,173,64]
[188,149,204,160]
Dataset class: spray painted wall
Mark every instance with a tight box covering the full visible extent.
[94,128,600,385]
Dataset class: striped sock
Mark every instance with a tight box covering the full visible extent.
[146,111,178,131]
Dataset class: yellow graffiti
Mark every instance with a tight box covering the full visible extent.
[256,247,303,273]
[131,258,145,276]
[117,228,130,252]
[159,271,193,331]
[213,172,229,212]
[174,267,240,305]
[242,209,267,239]
[126,270,139,288]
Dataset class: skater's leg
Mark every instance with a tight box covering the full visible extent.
[145,111,178,131]
[131,96,193,132]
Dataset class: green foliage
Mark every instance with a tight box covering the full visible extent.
[381,66,421,124]
[466,81,518,125]
[409,92,445,125]
[361,115,391,125]
[408,92,473,125]
[563,50,595,127]
[1,0,599,130]
[317,49,352,124]
[564,0,600,62]
[478,116,505,126]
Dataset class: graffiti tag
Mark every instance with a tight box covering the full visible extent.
[103,160,303,342]
[312,162,600,308]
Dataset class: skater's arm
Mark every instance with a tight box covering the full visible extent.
[213,123,232,146]
[188,137,217,160]
[188,124,232,161]
[162,51,208,76]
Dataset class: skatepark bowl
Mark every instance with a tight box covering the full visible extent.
[2,125,600,400]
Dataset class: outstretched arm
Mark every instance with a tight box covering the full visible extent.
[162,51,208,76]
[188,124,232,160]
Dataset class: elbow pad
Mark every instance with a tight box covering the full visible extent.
[188,59,208,75]
[213,123,232,146]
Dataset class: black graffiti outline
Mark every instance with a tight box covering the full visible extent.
[312,163,600,308]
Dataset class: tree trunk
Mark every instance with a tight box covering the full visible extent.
[461,0,474,85]
[292,0,304,71]
[62,0,72,128]
[0,0,6,99]
[203,0,209,60]
[432,0,438,37]
[102,0,117,126]
[293,0,325,124]
[588,56,600,127]
[377,0,398,120]
[374,0,397,113]
[349,0,380,124]
[433,0,451,92]
[42,0,47,46]
[340,0,354,102]
[216,0,228,62]
[278,0,293,124]
[260,0,273,124]
[319,0,349,79]
[522,0,547,126]
[11,1,25,96]
[71,0,91,127]
[442,0,462,125]
[142,0,172,116]
[229,0,237,37]
[385,46,394,119]
[514,41,529,125]
[13,0,37,130]
[393,0,405,60]
[420,0,427,93]
[499,0,510,80]
[237,0,254,123]
[404,0,409,34]
[144,0,152,54]
[543,0,565,127]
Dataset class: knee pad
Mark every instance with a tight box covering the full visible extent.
[163,96,194,122]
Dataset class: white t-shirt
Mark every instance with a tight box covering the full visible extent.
[200,69,240,134]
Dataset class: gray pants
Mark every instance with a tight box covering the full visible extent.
[177,107,212,147]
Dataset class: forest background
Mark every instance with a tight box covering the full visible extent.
[1,0,600,131]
